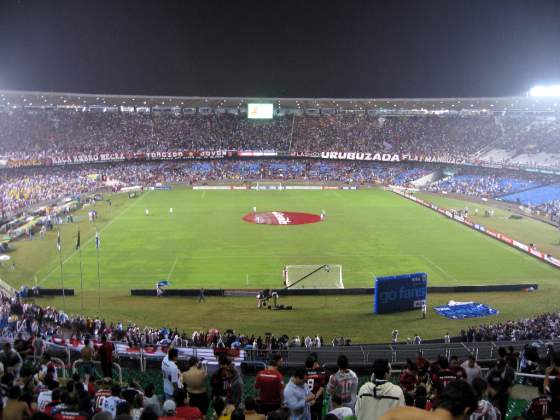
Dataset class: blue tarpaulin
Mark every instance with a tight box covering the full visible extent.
[434,301,498,320]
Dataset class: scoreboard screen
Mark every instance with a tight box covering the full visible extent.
[248,103,274,119]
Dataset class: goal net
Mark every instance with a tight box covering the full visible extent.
[253,181,283,191]
[284,265,344,289]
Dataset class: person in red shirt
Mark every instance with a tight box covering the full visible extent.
[97,335,114,380]
[399,361,419,394]
[173,389,203,420]
[255,354,284,415]
[448,356,467,382]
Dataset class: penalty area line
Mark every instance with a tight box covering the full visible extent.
[166,256,179,282]
[420,255,456,281]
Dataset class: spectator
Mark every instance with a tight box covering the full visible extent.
[327,355,358,413]
[379,380,478,420]
[143,385,162,417]
[242,397,264,420]
[172,388,202,420]
[355,359,405,420]
[0,343,22,376]
[486,359,514,418]
[3,386,32,420]
[162,348,182,401]
[80,338,96,380]
[328,395,353,419]
[303,355,327,420]
[255,354,284,415]
[283,368,315,420]
[182,357,209,415]
[469,378,499,420]
[97,335,114,380]
[460,356,481,385]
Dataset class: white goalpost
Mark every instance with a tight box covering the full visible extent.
[284,264,344,289]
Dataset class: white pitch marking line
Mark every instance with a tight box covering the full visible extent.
[166,256,179,281]
[421,255,455,280]
[201,191,206,199]
[38,190,152,285]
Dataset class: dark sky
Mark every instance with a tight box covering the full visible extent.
[1,0,559,98]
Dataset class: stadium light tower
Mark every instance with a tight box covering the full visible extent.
[528,85,560,97]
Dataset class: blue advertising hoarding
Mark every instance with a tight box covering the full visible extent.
[374,272,428,314]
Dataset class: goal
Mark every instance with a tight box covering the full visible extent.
[284,265,344,289]
[253,181,283,191]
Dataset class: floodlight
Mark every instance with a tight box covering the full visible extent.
[528,85,560,97]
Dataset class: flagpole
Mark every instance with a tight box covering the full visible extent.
[79,247,84,311]
[97,246,101,309]
[96,231,101,310]
[58,243,66,312]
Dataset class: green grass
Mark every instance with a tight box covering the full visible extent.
[5,187,560,343]
[416,192,560,259]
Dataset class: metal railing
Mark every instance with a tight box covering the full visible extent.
[72,359,123,384]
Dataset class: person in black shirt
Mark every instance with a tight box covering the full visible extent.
[486,359,514,418]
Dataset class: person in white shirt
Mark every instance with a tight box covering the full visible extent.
[444,333,451,344]
[169,208,173,215]
[329,395,353,419]
[162,348,182,400]
[461,355,482,384]
[145,209,149,216]
[355,359,405,420]
[101,384,125,418]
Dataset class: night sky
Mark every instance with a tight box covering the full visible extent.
[1,0,559,98]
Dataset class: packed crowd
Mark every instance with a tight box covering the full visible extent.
[460,311,560,343]
[1,110,560,165]
[0,160,429,219]
[0,329,559,420]
[428,174,540,198]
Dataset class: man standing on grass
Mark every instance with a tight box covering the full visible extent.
[198,288,206,303]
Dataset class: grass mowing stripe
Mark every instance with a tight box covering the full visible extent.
[38,190,151,285]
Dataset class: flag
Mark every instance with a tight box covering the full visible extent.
[75,230,80,250]
[56,231,61,252]
[95,231,100,249]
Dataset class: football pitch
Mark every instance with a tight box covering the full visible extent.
[6,187,560,342]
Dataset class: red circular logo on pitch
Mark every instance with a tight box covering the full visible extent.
[242,211,322,225]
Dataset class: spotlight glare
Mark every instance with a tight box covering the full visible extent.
[528,85,560,97]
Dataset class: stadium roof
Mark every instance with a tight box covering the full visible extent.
[1,89,560,113]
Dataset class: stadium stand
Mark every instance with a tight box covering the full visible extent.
[1,94,560,419]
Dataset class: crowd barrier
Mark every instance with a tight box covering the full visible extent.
[192,185,358,191]
[132,284,538,298]
[44,336,245,372]
[393,189,560,269]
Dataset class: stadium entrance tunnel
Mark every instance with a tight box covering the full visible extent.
[242,211,322,225]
